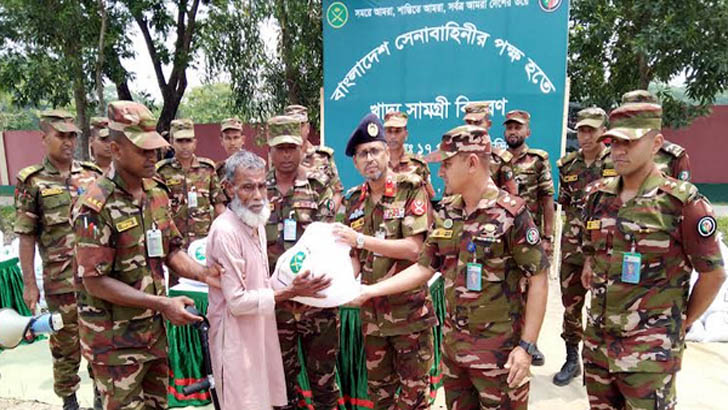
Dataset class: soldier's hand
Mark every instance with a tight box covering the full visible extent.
[162,296,202,326]
[23,284,40,313]
[290,270,332,298]
[332,223,357,248]
[504,346,532,388]
[346,284,372,307]
[202,263,224,289]
[542,238,553,256]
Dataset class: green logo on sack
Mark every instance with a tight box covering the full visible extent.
[327,2,348,29]
[290,251,307,274]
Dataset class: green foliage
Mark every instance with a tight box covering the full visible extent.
[201,0,323,128]
[569,0,728,129]
[177,83,235,123]
[718,216,728,245]
[0,205,15,243]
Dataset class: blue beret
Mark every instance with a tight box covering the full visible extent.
[345,113,386,157]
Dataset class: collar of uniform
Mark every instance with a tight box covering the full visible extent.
[41,156,83,175]
[598,145,611,161]
[108,166,157,196]
[171,155,200,169]
[512,143,530,160]
[266,167,309,191]
[604,171,665,198]
[577,146,610,163]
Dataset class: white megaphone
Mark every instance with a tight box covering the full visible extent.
[0,308,63,349]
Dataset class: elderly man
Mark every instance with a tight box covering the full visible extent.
[207,150,331,409]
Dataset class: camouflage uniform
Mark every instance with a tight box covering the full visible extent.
[285,104,345,196]
[155,155,225,246]
[343,171,437,409]
[419,125,550,409]
[264,115,340,410]
[580,102,724,409]
[13,110,101,400]
[71,101,180,410]
[620,90,691,181]
[508,143,555,234]
[556,108,615,346]
[216,117,245,205]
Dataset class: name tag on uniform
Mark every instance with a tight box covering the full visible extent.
[116,217,139,232]
[602,169,617,177]
[41,187,64,197]
[466,263,482,291]
[293,200,317,209]
[563,174,578,183]
[430,228,453,239]
[586,220,601,230]
[383,207,405,220]
[621,252,642,284]
[350,218,364,230]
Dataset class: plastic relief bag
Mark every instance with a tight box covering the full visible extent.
[271,222,360,307]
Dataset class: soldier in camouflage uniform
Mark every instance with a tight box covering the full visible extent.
[382,111,436,198]
[462,102,518,195]
[579,102,725,410]
[89,116,112,174]
[503,109,554,366]
[263,115,341,410]
[14,109,102,410]
[353,125,550,409]
[216,117,245,204]
[333,113,437,409]
[620,90,692,181]
[156,119,226,246]
[552,107,615,387]
[284,104,344,209]
[71,101,222,410]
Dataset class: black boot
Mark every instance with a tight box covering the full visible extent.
[531,344,545,366]
[93,386,103,410]
[553,343,581,386]
[62,393,80,410]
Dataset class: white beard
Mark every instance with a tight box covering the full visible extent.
[230,196,271,228]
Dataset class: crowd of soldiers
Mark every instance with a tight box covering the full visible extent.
[13,88,724,410]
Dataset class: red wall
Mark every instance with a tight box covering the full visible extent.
[2,123,320,181]
[662,105,728,184]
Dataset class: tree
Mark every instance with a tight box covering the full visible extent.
[569,0,728,128]
[201,0,323,127]
[177,82,235,123]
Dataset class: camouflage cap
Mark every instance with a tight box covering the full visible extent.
[575,107,607,129]
[463,102,491,122]
[170,118,195,140]
[600,103,662,142]
[503,109,531,125]
[267,115,303,147]
[383,111,408,128]
[284,104,308,122]
[427,125,491,163]
[345,113,386,157]
[107,101,169,150]
[90,116,109,138]
[621,89,658,104]
[39,109,81,134]
[221,117,243,132]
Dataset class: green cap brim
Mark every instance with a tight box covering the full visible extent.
[464,112,487,122]
[128,131,170,150]
[503,118,527,125]
[575,119,605,129]
[599,128,652,142]
[49,121,81,134]
[221,124,242,131]
[269,135,303,147]
[383,118,407,128]
[424,149,456,163]
[172,129,195,140]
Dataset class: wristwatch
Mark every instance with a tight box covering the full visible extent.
[356,233,365,249]
[518,340,537,355]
